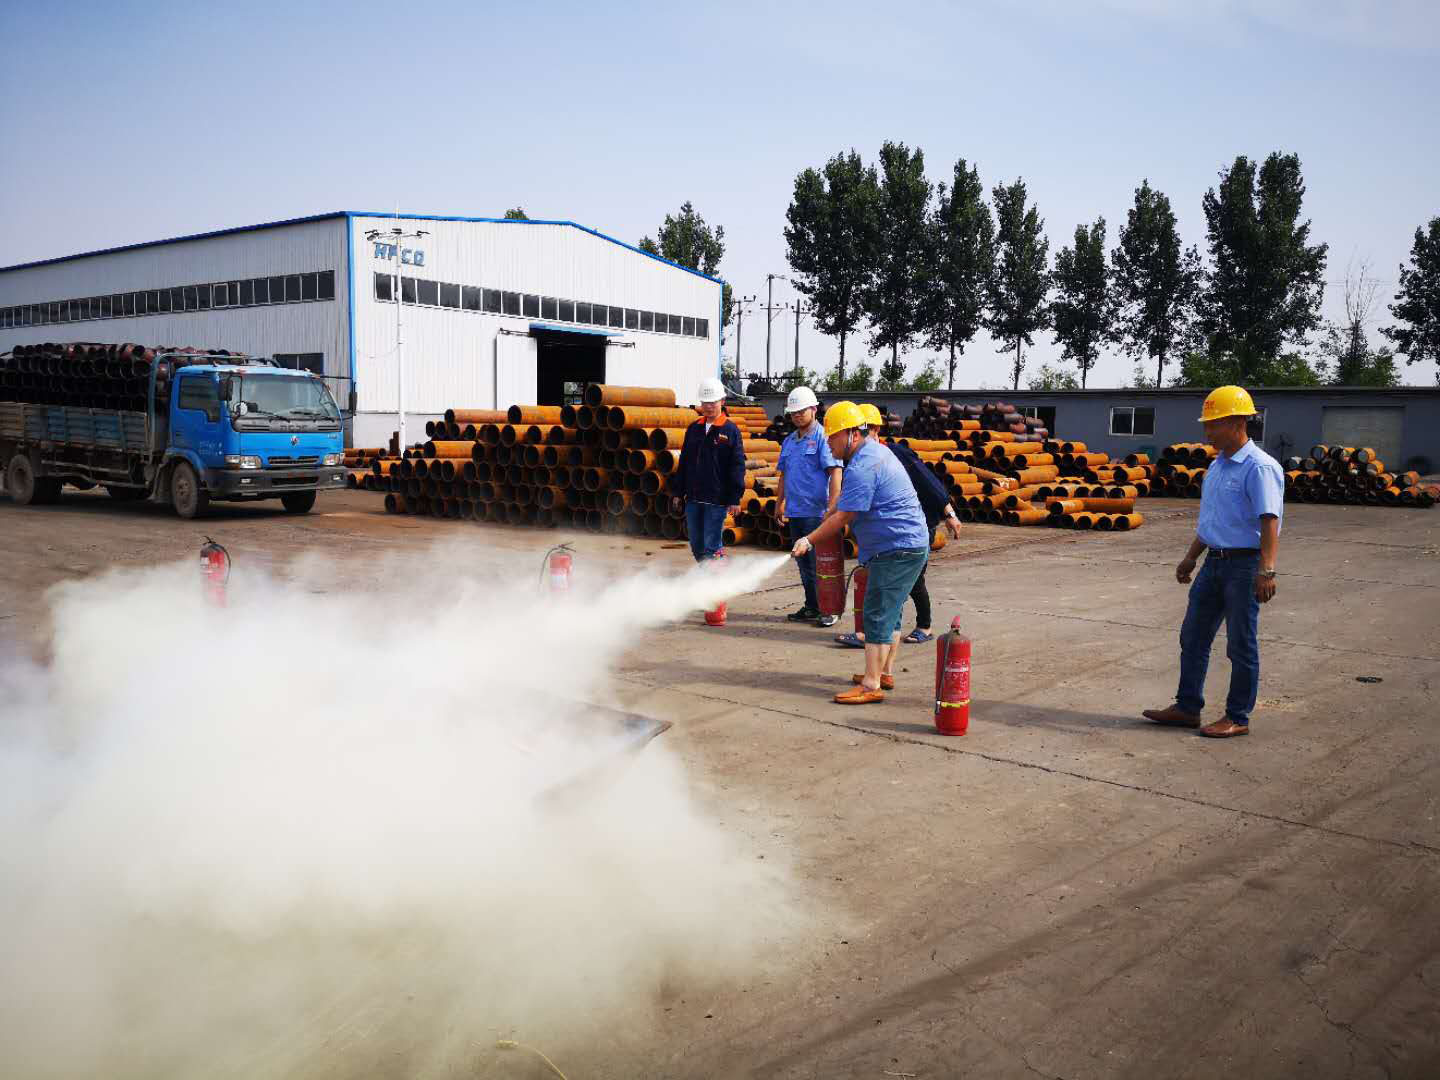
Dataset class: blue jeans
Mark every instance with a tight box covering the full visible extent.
[1176,553,1261,724]
[685,501,727,562]
[862,549,929,644]
[787,515,822,609]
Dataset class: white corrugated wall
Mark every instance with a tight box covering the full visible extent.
[0,218,351,379]
[350,216,722,422]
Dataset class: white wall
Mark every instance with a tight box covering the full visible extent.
[0,217,351,379]
[350,215,721,420]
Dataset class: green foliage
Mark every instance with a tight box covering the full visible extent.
[1111,180,1202,387]
[1319,323,1400,387]
[1026,363,1080,391]
[922,159,995,390]
[986,178,1051,390]
[1174,348,1325,388]
[908,358,945,392]
[874,355,909,391]
[785,151,882,382]
[1050,216,1112,388]
[777,364,824,393]
[1198,153,1328,379]
[640,201,730,327]
[864,141,933,369]
[1127,363,1158,389]
[822,362,875,393]
[1382,217,1440,382]
[503,207,529,220]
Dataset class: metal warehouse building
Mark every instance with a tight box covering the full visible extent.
[758,388,1440,476]
[0,212,724,447]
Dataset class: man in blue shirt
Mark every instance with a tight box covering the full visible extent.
[1144,386,1285,738]
[776,385,842,627]
[791,402,932,705]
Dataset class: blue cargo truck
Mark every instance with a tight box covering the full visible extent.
[0,346,347,518]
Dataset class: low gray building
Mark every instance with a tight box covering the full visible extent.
[755,387,1440,474]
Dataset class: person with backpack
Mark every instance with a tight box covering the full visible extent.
[834,403,960,649]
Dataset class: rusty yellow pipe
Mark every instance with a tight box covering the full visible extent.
[584,384,678,407]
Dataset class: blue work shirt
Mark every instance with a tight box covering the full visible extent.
[1196,439,1285,549]
[836,439,931,563]
[777,425,840,518]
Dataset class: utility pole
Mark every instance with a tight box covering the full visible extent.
[364,222,429,452]
[732,294,755,380]
[792,298,811,376]
[764,273,789,381]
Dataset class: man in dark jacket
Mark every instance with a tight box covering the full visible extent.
[671,376,746,562]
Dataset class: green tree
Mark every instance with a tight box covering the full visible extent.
[1111,180,1202,387]
[640,200,732,326]
[1382,216,1440,383]
[1050,216,1112,388]
[1174,348,1325,388]
[778,364,824,393]
[908,358,944,392]
[503,207,530,220]
[1320,259,1400,387]
[1197,152,1328,379]
[1126,362,1158,389]
[922,159,995,390]
[1026,363,1081,390]
[985,178,1051,390]
[785,150,882,384]
[822,362,875,392]
[864,141,933,371]
[875,355,909,391]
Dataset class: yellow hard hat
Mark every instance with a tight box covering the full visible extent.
[823,400,866,437]
[1199,385,1256,422]
[859,403,884,427]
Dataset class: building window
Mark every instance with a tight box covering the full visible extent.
[238,280,254,306]
[1247,408,1266,444]
[502,291,521,316]
[317,270,335,301]
[284,275,301,303]
[624,308,639,330]
[301,272,319,302]
[681,316,694,336]
[213,283,229,308]
[541,296,558,321]
[483,288,502,314]
[196,285,211,310]
[400,277,416,304]
[574,301,591,324]
[274,352,324,375]
[557,298,575,322]
[439,282,461,309]
[461,285,481,312]
[696,317,709,338]
[522,293,540,319]
[640,310,655,332]
[149,289,162,312]
[668,314,682,334]
[416,279,438,306]
[1110,406,1155,437]
[374,273,394,302]
[608,305,624,329]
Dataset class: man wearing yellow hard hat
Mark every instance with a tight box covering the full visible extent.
[791,401,933,704]
[1143,385,1285,738]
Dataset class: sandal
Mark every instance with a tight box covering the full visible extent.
[852,673,895,690]
[902,628,933,644]
[834,686,885,705]
[833,632,865,649]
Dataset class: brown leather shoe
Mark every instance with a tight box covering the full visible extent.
[1199,718,1250,738]
[852,673,896,690]
[1143,705,1202,728]
[835,686,885,705]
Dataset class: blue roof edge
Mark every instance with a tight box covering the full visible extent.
[1,211,728,287]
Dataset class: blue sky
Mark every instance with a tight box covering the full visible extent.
[2,0,1436,388]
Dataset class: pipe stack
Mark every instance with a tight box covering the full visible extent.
[903,398,1048,442]
[364,384,788,541]
[1148,443,1216,497]
[1282,445,1436,507]
[0,342,247,409]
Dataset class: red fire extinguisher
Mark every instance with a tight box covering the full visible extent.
[199,537,230,608]
[934,616,970,735]
[704,549,728,626]
[542,542,574,592]
[814,533,846,617]
[852,566,868,633]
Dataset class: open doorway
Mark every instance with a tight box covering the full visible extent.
[532,328,607,406]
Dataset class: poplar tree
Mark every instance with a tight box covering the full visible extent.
[1111,180,1202,387]
[1382,217,1440,383]
[922,159,995,389]
[985,178,1051,390]
[863,141,933,372]
[1050,216,1112,388]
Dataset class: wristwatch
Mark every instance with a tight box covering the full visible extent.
[1257,569,1277,579]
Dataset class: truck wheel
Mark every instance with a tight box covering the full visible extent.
[106,486,148,502]
[6,455,41,505]
[280,491,317,514]
[171,462,209,519]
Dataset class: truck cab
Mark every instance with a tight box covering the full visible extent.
[160,361,347,516]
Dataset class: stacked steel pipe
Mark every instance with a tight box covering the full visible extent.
[1281,444,1436,507]
[0,342,246,409]
[904,397,1049,442]
[362,384,788,541]
[1147,443,1216,498]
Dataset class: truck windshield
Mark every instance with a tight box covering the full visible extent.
[233,374,340,420]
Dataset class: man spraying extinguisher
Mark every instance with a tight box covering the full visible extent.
[791,402,934,705]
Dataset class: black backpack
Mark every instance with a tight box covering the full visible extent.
[887,443,951,529]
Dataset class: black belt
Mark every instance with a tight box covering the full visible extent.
[1207,547,1259,559]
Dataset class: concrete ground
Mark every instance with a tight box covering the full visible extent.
[2,490,1439,1079]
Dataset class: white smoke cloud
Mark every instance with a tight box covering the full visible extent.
[0,546,799,1079]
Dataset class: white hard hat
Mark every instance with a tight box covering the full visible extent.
[697,376,726,403]
[785,386,819,412]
